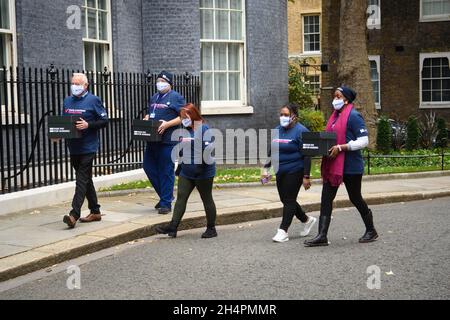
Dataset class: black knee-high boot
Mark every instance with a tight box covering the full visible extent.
[304,216,331,247]
[359,209,378,243]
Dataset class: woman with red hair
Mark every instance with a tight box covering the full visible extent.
[156,104,218,239]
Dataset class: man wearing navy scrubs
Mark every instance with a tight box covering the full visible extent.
[60,73,108,229]
[143,71,186,214]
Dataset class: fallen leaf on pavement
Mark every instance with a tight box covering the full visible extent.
[385,271,395,276]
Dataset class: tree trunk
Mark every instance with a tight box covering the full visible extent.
[337,0,377,148]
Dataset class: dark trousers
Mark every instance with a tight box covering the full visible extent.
[143,143,176,209]
[276,170,308,232]
[320,174,370,218]
[70,153,100,219]
[172,176,217,228]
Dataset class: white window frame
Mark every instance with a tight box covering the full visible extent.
[302,14,321,55]
[420,0,450,22]
[368,55,381,109]
[81,0,113,74]
[1,0,21,125]
[367,0,381,29]
[200,0,252,115]
[419,52,450,109]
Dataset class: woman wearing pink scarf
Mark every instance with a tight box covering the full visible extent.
[305,87,379,247]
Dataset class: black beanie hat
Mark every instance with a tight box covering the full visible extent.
[337,86,357,103]
[157,70,174,86]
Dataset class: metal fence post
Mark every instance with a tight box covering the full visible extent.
[367,150,371,175]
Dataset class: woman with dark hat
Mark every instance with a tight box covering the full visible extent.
[304,86,379,247]
[143,71,186,215]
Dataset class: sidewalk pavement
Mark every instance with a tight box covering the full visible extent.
[1,173,450,282]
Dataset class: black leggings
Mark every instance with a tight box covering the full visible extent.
[276,170,309,232]
[172,176,217,228]
[321,174,370,218]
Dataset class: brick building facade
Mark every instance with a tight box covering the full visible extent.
[321,0,450,123]
[1,0,288,136]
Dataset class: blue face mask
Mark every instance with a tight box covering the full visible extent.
[71,85,85,97]
[280,116,291,128]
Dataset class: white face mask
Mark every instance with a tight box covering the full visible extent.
[182,118,192,128]
[332,99,345,111]
[280,116,291,128]
[157,82,170,93]
[71,85,85,97]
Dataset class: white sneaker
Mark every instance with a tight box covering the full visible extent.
[300,216,317,237]
[272,229,289,243]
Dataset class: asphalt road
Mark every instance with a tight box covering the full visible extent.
[0,198,449,300]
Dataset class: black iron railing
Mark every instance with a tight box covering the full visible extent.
[0,66,200,194]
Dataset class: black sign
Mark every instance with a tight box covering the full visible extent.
[48,116,82,139]
[302,132,337,156]
[132,120,162,142]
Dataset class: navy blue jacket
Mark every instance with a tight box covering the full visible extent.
[178,124,216,180]
[343,109,369,175]
[63,92,108,155]
[266,123,311,176]
[148,90,186,144]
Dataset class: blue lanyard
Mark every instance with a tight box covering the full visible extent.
[151,92,170,114]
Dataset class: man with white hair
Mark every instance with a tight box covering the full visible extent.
[61,73,108,229]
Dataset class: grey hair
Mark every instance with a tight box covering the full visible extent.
[72,73,89,85]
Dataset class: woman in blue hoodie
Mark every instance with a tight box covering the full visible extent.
[262,103,317,243]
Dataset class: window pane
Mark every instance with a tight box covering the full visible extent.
[230,11,242,40]
[201,43,213,70]
[443,90,450,101]
[87,9,97,39]
[216,0,229,9]
[0,0,10,29]
[432,90,442,101]
[432,66,441,78]
[229,72,240,100]
[443,79,450,90]
[214,43,227,71]
[215,10,229,40]
[96,44,104,71]
[82,9,87,38]
[84,42,95,71]
[432,79,441,90]
[200,9,214,39]
[0,33,6,67]
[422,91,431,102]
[228,43,240,71]
[443,58,450,77]
[87,0,95,8]
[200,0,214,8]
[202,72,213,100]
[99,11,108,40]
[214,72,227,100]
[230,0,242,10]
[422,66,431,78]
[423,58,431,67]
[304,35,311,51]
[423,80,431,90]
[98,0,107,10]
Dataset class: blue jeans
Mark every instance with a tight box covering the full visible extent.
[143,142,176,209]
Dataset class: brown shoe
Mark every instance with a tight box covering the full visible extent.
[63,215,77,229]
[79,213,102,223]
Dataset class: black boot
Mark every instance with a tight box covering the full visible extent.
[155,222,178,238]
[359,210,378,243]
[304,216,331,247]
[202,226,218,239]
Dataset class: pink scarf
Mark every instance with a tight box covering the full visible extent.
[321,104,353,187]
